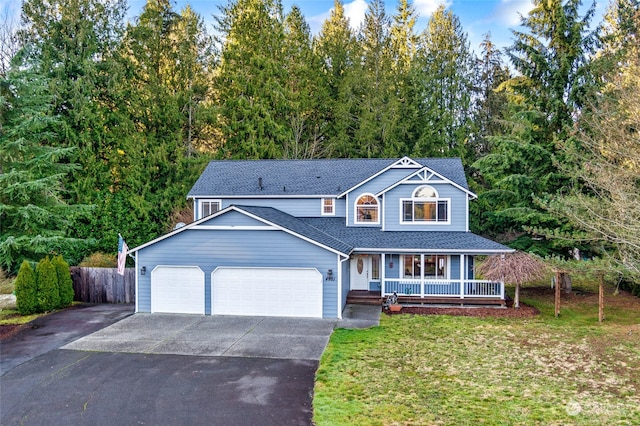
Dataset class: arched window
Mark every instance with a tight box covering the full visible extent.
[402,186,449,223]
[355,194,379,223]
[413,185,438,198]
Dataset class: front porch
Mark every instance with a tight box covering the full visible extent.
[347,278,506,307]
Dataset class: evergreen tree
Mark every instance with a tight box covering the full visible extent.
[473,0,599,256]
[53,255,75,307]
[0,62,91,272]
[15,260,38,315]
[315,0,358,156]
[214,0,290,158]
[282,6,328,158]
[412,5,477,160]
[36,256,60,312]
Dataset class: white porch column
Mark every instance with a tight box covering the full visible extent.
[460,254,465,299]
[420,254,425,297]
[381,253,386,296]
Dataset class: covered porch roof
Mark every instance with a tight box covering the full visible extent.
[300,217,514,255]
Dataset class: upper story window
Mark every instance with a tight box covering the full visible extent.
[321,198,335,216]
[355,194,379,224]
[199,199,221,219]
[401,185,449,224]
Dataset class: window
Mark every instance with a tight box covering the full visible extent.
[401,185,449,224]
[371,255,380,280]
[403,255,421,279]
[402,255,448,279]
[355,194,379,223]
[199,200,221,218]
[322,198,335,215]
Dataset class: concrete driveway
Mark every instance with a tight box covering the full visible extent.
[63,313,337,360]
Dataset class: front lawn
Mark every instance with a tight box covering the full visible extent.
[314,286,640,425]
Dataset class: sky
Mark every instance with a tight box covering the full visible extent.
[1,0,608,54]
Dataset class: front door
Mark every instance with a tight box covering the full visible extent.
[350,255,370,291]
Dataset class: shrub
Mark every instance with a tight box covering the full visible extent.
[15,260,38,315]
[53,255,74,307]
[36,257,60,312]
[79,252,117,268]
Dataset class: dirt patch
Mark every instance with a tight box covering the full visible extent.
[385,304,539,318]
[0,324,26,340]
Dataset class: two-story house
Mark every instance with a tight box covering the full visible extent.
[130,157,513,318]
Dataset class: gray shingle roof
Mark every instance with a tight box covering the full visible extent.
[188,158,468,197]
[235,206,353,254]
[234,206,512,254]
[299,217,513,253]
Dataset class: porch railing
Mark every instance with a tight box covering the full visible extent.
[383,279,504,299]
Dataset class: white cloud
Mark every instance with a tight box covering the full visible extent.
[343,0,368,30]
[491,0,534,27]
[414,0,452,17]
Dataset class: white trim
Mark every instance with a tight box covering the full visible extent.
[466,194,470,232]
[321,198,336,216]
[354,247,515,254]
[338,254,349,320]
[130,205,351,257]
[375,166,477,199]
[338,156,421,197]
[190,194,338,199]
[399,197,451,225]
[353,193,381,225]
[134,251,139,313]
[197,199,222,220]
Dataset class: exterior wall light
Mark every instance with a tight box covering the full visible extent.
[326,269,334,281]
[141,266,146,275]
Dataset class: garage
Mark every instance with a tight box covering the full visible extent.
[151,266,205,314]
[212,267,323,318]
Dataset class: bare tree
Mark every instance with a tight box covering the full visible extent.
[0,7,20,76]
[476,251,549,308]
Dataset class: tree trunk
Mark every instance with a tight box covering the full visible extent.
[555,271,561,318]
[598,273,604,323]
[514,282,520,309]
[561,272,572,294]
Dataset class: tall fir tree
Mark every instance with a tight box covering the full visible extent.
[214,0,291,159]
[0,61,91,271]
[411,5,477,160]
[473,0,599,255]
[314,0,358,156]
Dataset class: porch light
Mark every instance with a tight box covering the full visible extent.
[389,261,394,268]
[326,269,334,281]
[141,266,146,275]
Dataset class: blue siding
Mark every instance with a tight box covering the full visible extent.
[383,183,468,231]
[346,168,416,227]
[137,228,341,318]
[190,198,349,218]
[450,255,460,280]
[200,210,267,226]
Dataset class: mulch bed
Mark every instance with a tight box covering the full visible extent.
[0,324,27,340]
[385,304,540,318]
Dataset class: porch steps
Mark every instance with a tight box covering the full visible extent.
[346,291,383,305]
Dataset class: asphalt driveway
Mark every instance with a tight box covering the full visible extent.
[63,313,338,360]
[1,305,380,425]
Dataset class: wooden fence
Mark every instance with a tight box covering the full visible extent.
[70,267,135,304]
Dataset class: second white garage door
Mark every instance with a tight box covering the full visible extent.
[212,267,323,318]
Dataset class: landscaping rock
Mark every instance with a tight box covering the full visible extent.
[0,294,17,310]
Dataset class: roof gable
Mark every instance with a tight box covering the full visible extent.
[187,157,468,198]
[131,205,352,256]
[376,166,477,199]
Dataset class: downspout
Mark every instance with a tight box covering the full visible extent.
[134,251,139,313]
[337,254,350,319]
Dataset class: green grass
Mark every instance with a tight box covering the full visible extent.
[0,309,43,325]
[314,286,640,425]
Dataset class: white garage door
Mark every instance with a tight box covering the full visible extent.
[151,266,205,314]
[212,267,323,318]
